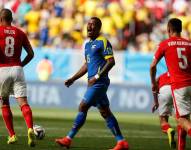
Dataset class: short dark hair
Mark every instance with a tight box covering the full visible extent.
[0,8,13,22]
[168,18,182,33]
[91,17,102,30]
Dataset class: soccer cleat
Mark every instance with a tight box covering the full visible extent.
[109,140,129,150]
[55,136,72,149]
[7,135,18,144]
[28,128,35,147]
[167,128,176,149]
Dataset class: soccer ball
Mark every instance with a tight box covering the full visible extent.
[33,125,45,140]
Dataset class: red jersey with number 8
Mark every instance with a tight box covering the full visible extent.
[154,36,191,89]
[0,25,31,67]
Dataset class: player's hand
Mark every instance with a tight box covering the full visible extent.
[152,101,159,113]
[88,77,97,86]
[64,78,74,87]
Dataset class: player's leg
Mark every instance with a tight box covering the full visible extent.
[13,66,35,147]
[160,116,171,133]
[56,86,103,148]
[67,101,90,139]
[99,106,124,141]
[160,116,176,149]
[177,115,191,136]
[17,97,33,129]
[177,124,187,150]
[55,101,90,148]
[1,97,17,144]
[0,67,17,144]
[93,86,128,150]
[172,87,191,150]
[98,106,129,150]
[176,116,190,150]
[172,87,191,134]
[17,97,35,147]
[158,85,176,148]
[158,85,174,133]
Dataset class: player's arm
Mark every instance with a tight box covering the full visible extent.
[150,42,164,93]
[88,57,115,86]
[150,58,160,93]
[65,62,87,87]
[21,32,34,67]
[152,77,159,113]
[88,39,115,86]
[99,57,115,77]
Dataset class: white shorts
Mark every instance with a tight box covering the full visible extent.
[173,86,191,117]
[158,85,173,116]
[0,66,27,98]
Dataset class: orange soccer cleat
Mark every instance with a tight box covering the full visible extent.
[55,136,72,149]
[109,140,129,150]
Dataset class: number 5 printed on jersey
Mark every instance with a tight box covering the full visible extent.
[177,47,188,69]
[5,36,14,57]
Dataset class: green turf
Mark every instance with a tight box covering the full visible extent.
[0,107,190,150]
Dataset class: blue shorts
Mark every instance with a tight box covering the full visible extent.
[83,85,109,108]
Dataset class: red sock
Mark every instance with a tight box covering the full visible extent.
[187,128,191,137]
[161,124,171,133]
[177,125,187,150]
[2,105,15,137]
[21,104,33,129]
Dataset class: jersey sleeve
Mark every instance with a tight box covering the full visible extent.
[99,37,113,60]
[103,41,113,60]
[154,42,165,61]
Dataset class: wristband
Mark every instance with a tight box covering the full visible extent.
[152,91,158,94]
[94,74,100,80]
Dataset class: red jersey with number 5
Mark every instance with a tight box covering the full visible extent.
[154,36,191,89]
[0,25,32,67]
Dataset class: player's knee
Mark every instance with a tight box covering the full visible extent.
[100,109,112,119]
[100,111,107,118]
[0,97,10,106]
[177,116,190,126]
[178,115,190,122]
[159,116,169,123]
[16,97,28,107]
[183,114,190,119]
[79,101,89,112]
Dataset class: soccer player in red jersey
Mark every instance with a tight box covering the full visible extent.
[0,9,35,146]
[150,18,191,150]
[152,72,176,148]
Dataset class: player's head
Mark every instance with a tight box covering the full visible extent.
[167,18,182,37]
[87,17,102,39]
[0,8,13,25]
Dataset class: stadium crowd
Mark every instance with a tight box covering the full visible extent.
[1,0,191,52]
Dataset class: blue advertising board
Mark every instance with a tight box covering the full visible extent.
[19,81,153,112]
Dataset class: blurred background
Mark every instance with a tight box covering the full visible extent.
[1,0,190,112]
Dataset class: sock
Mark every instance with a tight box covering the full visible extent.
[177,125,187,150]
[67,112,87,139]
[2,105,15,137]
[106,115,124,141]
[21,104,33,129]
[161,124,171,133]
[187,128,191,137]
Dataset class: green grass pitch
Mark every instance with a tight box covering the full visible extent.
[0,107,190,150]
